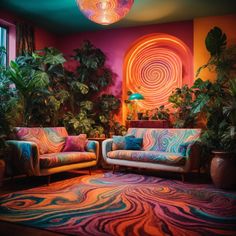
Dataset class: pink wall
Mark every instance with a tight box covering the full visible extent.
[0,9,57,61]
[34,27,57,50]
[57,21,193,99]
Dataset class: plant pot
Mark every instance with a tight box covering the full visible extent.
[137,112,143,120]
[210,151,236,189]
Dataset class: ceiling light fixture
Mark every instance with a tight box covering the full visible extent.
[76,0,134,25]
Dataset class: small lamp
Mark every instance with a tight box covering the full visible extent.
[128,93,144,120]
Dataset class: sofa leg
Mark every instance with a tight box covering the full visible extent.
[181,174,185,182]
[112,165,116,174]
[47,175,51,186]
[198,166,201,176]
[88,167,91,175]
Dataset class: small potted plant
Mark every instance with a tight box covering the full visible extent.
[142,110,149,120]
[150,105,170,121]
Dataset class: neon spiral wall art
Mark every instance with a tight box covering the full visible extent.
[123,33,193,121]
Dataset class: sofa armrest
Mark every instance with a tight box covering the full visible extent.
[102,139,113,162]
[6,140,40,176]
[85,140,99,161]
[184,141,202,172]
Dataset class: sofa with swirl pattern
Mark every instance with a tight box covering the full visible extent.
[6,127,99,183]
[102,128,202,181]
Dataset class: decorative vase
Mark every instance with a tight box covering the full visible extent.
[210,151,236,189]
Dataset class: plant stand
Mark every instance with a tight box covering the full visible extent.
[210,151,236,189]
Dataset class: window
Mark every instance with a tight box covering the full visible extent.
[0,25,8,66]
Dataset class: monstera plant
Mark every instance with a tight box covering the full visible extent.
[192,26,236,189]
[6,47,68,126]
[192,27,236,152]
[63,41,125,137]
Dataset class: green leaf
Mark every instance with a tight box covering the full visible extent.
[191,93,210,114]
[37,47,66,65]
[89,82,99,91]
[80,100,94,111]
[205,26,227,57]
[30,71,49,89]
[71,81,89,94]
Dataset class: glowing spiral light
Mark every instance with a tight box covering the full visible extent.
[123,33,193,121]
[77,0,134,25]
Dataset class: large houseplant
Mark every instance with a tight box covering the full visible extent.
[3,42,125,137]
[6,47,68,126]
[63,41,125,137]
[192,27,236,189]
[0,47,21,152]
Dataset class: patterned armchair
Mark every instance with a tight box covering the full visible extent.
[102,128,202,181]
[6,127,99,183]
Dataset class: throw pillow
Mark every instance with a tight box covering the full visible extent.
[125,137,143,150]
[112,135,134,151]
[63,134,87,152]
[178,141,194,156]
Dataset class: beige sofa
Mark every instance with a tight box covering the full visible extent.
[102,128,202,180]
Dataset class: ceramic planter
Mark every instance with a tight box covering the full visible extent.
[210,151,236,189]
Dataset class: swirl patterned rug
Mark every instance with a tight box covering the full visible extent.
[0,172,236,236]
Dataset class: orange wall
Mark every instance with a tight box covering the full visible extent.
[194,14,236,82]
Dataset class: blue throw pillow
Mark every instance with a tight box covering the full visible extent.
[125,137,143,150]
[112,135,135,150]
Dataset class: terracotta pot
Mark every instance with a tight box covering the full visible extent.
[210,151,236,189]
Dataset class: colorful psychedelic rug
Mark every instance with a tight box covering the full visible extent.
[0,172,236,236]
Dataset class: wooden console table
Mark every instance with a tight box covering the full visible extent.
[126,120,169,129]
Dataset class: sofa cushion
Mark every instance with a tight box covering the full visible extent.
[15,127,68,155]
[63,134,87,152]
[127,128,201,153]
[107,150,186,166]
[16,127,49,155]
[40,152,96,168]
[112,135,135,150]
[44,127,68,153]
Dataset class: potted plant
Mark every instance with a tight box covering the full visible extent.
[6,47,68,126]
[149,105,170,121]
[0,46,19,184]
[63,41,122,136]
[141,110,149,120]
[168,85,196,128]
[192,27,236,189]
